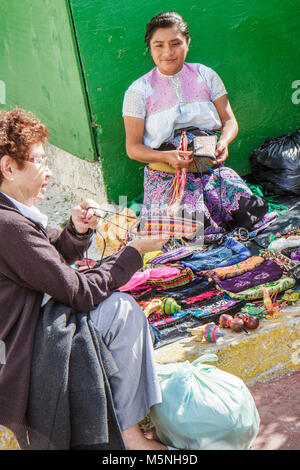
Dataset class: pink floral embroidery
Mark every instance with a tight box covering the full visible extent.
[180,63,211,101]
[145,69,176,114]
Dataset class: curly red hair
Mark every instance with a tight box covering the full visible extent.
[0,108,49,184]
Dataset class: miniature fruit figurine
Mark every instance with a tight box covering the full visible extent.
[219,314,233,328]
[229,317,244,332]
[244,316,259,329]
[219,313,251,332]
[234,313,260,330]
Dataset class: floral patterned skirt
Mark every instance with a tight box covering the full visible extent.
[141,165,268,236]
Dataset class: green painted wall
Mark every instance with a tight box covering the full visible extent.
[0,0,95,161]
[1,1,299,204]
[69,0,300,203]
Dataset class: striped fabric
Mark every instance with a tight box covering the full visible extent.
[147,267,194,289]
[137,216,199,239]
[200,256,264,280]
[149,247,195,264]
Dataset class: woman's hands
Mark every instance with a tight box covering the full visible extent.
[71,199,168,255]
[127,236,169,255]
[123,116,195,170]
[71,199,101,234]
[215,139,229,164]
[165,149,194,171]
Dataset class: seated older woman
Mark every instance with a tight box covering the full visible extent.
[0,108,168,450]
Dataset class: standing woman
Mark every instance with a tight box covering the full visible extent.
[123,11,268,237]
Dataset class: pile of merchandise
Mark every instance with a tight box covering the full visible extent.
[117,226,300,348]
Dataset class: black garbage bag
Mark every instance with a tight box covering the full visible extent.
[249,130,300,196]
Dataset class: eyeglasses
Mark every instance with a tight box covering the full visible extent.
[27,156,48,168]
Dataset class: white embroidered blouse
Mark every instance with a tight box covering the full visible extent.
[122,63,227,149]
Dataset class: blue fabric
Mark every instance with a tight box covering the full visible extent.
[181,237,251,271]
[149,323,162,346]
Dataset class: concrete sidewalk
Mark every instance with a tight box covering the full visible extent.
[249,370,300,450]
[154,304,300,451]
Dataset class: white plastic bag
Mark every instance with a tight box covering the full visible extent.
[150,354,260,450]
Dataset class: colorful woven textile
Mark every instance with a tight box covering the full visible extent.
[167,130,188,207]
[214,260,283,293]
[246,211,278,238]
[141,165,268,238]
[118,267,181,292]
[157,278,215,300]
[147,267,194,289]
[149,246,196,264]
[147,309,191,327]
[220,276,296,301]
[188,299,240,318]
[201,255,264,280]
[135,214,199,239]
[290,250,300,261]
[145,298,240,326]
[240,303,267,318]
[282,246,300,261]
[181,289,223,305]
[260,249,298,274]
[181,237,251,272]
[143,251,163,266]
[268,227,300,244]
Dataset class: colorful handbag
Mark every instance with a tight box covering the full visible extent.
[193,134,218,173]
[148,246,196,264]
[147,267,194,289]
[131,214,202,240]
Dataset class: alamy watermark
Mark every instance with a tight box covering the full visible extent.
[0,80,6,105]
[0,340,6,365]
[112,194,205,243]
[291,80,300,104]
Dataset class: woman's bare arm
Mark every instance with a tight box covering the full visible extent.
[123,116,193,171]
[213,95,239,163]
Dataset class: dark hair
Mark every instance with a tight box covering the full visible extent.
[145,11,190,48]
[0,108,49,184]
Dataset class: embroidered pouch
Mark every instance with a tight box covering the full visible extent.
[181,237,251,271]
[200,256,264,280]
[132,215,200,240]
[290,250,300,261]
[147,267,194,289]
[149,246,196,264]
[281,246,300,262]
[213,260,283,293]
[193,135,218,172]
[260,249,298,275]
[220,276,296,301]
